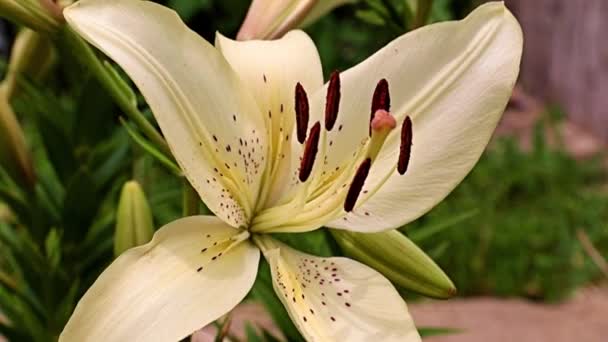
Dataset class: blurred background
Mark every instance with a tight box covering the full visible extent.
[0,0,607,341]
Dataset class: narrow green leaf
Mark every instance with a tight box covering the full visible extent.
[407,209,478,242]
[418,326,461,337]
[121,118,182,177]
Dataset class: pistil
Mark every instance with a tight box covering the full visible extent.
[366,109,397,162]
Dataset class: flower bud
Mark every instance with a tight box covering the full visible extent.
[0,203,15,224]
[114,181,154,256]
[237,0,355,40]
[4,29,56,99]
[331,229,456,299]
[0,0,64,34]
[0,89,36,189]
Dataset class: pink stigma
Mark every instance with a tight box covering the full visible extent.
[371,109,397,132]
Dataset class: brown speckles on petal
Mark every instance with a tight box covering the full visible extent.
[268,247,361,328]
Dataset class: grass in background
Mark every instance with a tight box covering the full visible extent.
[406,113,608,301]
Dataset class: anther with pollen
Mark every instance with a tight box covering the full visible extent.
[299,122,321,182]
[398,116,413,175]
[344,158,372,212]
[370,79,391,134]
[324,71,341,131]
[295,83,310,144]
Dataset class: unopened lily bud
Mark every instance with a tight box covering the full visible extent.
[237,0,355,40]
[0,203,15,223]
[0,89,35,189]
[4,29,56,99]
[331,229,456,299]
[0,0,64,34]
[114,181,154,256]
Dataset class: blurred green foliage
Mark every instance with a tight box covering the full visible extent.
[407,114,608,302]
[0,70,131,339]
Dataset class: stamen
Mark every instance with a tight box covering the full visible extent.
[370,79,391,134]
[344,158,372,212]
[398,116,413,175]
[324,71,341,131]
[295,83,310,144]
[299,122,321,182]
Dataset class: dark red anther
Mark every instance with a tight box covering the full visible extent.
[371,78,390,121]
[398,116,412,175]
[325,71,341,131]
[344,158,372,212]
[299,122,321,182]
[295,83,310,144]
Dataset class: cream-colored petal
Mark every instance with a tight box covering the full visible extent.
[323,2,522,231]
[60,216,259,342]
[65,0,268,226]
[216,31,323,209]
[257,236,420,342]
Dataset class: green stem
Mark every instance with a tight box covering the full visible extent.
[411,0,434,29]
[182,180,199,216]
[57,26,171,156]
[0,0,58,33]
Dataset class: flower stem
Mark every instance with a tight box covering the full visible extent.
[251,234,278,253]
[56,26,171,156]
[0,0,59,33]
[411,0,434,29]
[182,180,199,216]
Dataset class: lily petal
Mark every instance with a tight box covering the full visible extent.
[324,2,522,231]
[257,236,420,342]
[64,0,268,226]
[60,216,260,342]
[215,31,323,209]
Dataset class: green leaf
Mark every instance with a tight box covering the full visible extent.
[245,323,264,342]
[406,209,478,242]
[44,228,62,269]
[167,0,212,20]
[73,78,117,147]
[0,321,31,342]
[274,229,335,257]
[121,118,182,177]
[418,326,461,337]
[261,329,282,342]
[61,169,99,242]
[355,9,386,26]
[87,129,130,189]
[102,61,137,108]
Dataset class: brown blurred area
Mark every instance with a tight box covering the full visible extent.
[502,0,608,143]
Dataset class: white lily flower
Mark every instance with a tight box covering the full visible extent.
[61,0,522,341]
